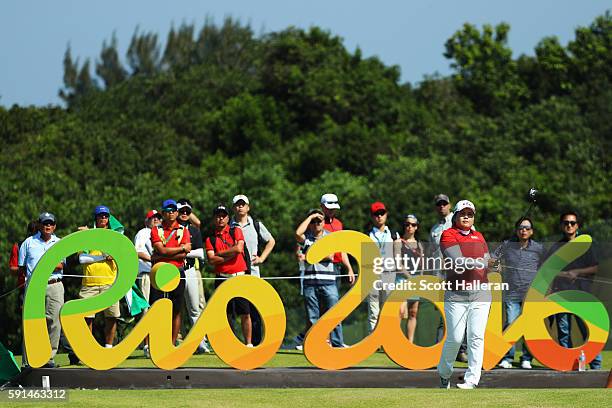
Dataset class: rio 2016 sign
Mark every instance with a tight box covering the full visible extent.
[24,229,608,371]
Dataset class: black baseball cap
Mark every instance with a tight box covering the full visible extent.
[213,205,229,216]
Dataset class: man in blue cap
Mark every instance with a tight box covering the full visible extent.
[18,211,64,367]
[150,199,191,345]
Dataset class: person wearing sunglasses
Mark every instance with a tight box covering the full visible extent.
[493,217,544,369]
[133,209,162,358]
[18,212,64,368]
[437,200,493,389]
[397,214,425,343]
[429,194,453,268]
[547,211,601,369]
[134,210,162,304]
[429,194,467,361]
[205,204,252,346]
[296,208,345,348]
[367,202,401,334]
[319,193,355,285]
[78,205,122,350]
[176,198,210,353]
[150,199,191,346]
[231,194,276,347]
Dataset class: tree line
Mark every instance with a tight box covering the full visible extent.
[0,12,610,349]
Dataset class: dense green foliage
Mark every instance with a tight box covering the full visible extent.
[0,14,610,349]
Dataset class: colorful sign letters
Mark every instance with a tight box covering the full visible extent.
[23,229,608,371]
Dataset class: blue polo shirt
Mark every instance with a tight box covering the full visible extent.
[18,231,63,284]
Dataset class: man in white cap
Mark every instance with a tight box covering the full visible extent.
[231,194,276,346]
[133,209,161,358]
[319,193,355,284]
[134,210,162,304]
[293,194,355,349]
[18,212,65,368]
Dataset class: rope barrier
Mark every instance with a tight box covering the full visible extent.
[2,266,609,300]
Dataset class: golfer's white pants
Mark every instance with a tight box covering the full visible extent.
[437,290,491,386]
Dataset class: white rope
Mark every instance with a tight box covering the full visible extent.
[60,273,358,281]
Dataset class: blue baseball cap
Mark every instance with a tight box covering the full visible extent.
[162,199,177,210]
[94,205,111,216]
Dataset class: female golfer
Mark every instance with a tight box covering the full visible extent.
[437,200,492,389]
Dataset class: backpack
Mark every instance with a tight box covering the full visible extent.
[209,226,251,274]
[156,225,186,247]
[253,218,271,256]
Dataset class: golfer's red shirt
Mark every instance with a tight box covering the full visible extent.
[440,226,489,285]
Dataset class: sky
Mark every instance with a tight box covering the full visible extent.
[0,0,607,107]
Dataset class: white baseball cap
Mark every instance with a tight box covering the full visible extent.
[454,200,476,213]
[320,193,340,209]
[232,194,250,205]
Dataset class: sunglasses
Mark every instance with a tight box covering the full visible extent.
[372,211,387,217]
[458,212,474,218]
[310,219,323,225]
[436,201,449,207]
[404,222,418,228]
[517,226,532,231]
[96,213,109,219]
[179,209,192,215]
[162,208,178,213]
[562,220,577,226]
[42,221,56,226]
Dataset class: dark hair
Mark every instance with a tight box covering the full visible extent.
[27,220,38,236]
[177,198,192,207]
[308,208,324,217]
[559,211,581,226]
[515,217,534,230]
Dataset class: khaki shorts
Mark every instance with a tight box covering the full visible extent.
[79,285,121,318]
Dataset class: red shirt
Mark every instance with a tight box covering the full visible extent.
[205,225,247,275]
[151,221,191,268]
[440,227,489,285]
[9,243,25,288]
[323,217,343,264]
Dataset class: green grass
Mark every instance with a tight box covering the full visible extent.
[12,350,612,370]
[1,389,611,408]
[6,351,610,408]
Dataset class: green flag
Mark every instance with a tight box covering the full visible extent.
[0,341,20,381]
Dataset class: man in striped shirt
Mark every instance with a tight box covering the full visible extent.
[296,208,345,347]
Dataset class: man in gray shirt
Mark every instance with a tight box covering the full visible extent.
[429,194,453,269]
[429,194,467,360]
[493,217,544,369]
[231,194,275,345]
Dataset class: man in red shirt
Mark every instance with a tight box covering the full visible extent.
[320,193,355,284]
[205,204,253,346]
[150,199,191,345]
